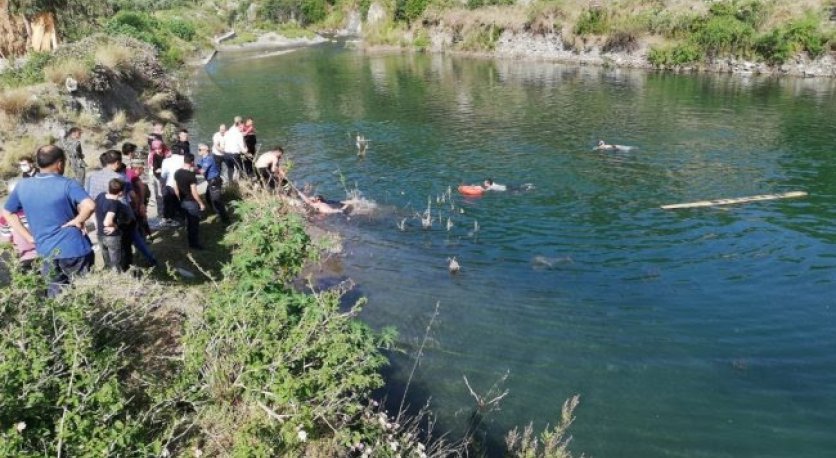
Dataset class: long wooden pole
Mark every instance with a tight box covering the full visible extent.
[661,191,807,210]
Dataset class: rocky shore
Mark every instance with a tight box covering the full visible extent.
[420,28,836,78]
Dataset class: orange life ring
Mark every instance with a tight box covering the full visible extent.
[458,185,485,196]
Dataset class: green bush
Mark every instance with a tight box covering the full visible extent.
[692,14,754,56]
[707,0,768,28]
[301,0,328,25]
[648,42,704,66]
[0,52,52,89]
[414,29,431,51]
[163,17,197,41]
[181,195,398,455]
[574,8,610,36]
[161,47,184,67]
[260,0,328,26]
[756,19,831,63]
[106,11,170,50]
[0,267,185,456]
[396,0,431,23]
[646,9,699,39]
[359,0,372,20]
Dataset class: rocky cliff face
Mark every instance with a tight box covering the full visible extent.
[0,0,28,58]
[408,24,836,78]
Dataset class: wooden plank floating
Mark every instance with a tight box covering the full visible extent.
[661,191,808,210]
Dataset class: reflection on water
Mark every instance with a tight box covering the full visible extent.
[192,44,836,457]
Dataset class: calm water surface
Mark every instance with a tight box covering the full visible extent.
[190,44,836,457]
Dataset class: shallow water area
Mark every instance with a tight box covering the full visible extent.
[191,44,836,457]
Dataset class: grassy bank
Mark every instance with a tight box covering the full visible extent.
[0,193,395,455]
[0,188,580,456]
[0,2,590,455]
[364,0,835,69]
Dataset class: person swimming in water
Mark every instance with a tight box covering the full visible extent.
[299,192,352,215]
[483,178,507,191]
[595,140,618,151]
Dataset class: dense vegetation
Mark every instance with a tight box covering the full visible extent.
[0,193,446,456]
[375,0,835,66]
[2,0,834,76]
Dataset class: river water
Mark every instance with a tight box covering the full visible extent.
[190,43,836,457]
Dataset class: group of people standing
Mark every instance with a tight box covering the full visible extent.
[1,115,288,296]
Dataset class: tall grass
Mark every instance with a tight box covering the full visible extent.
[43,59,93,86]
[0,88,37,118]
[94,43,134,72]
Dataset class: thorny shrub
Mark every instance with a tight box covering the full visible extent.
[0,190,582,456]
[0,260,187,456]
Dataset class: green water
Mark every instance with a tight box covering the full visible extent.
[190,44,836,457]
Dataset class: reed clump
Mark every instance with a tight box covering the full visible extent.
[43,59,93,86]
[0,87,37,118]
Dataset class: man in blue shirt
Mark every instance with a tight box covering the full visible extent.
[197,143,229,224]
[2,145,96,296]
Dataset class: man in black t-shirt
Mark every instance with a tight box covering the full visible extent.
[171,128,191,156]
[174,154,206,250]
[94,179,132,271]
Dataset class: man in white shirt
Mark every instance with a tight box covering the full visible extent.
[222,117,246,182]
[159,152,185,226]
[212,124,226,179]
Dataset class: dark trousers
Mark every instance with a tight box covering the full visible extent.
[101,235,124,271]
[222,153,243,182]
[162,186,180,220]
[180,200,202,248]
[244,134,257,177]
[205,178,229,223]
[120,222,134,270]
[42,252,95,297]
[242,156,255,178]
[257,167,275,190]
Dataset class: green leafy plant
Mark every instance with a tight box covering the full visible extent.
[574,7,609,36]
[0,265,187,456]
[0,52,52,89]
[756,14,831,63]
[106,11,169,50]
[396,0,431,23]
[648,42,704,66]
[162,17,196,41]
[692,14,755,57]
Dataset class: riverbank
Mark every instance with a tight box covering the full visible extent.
[361,0,836,78]
[0,22,585,457]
